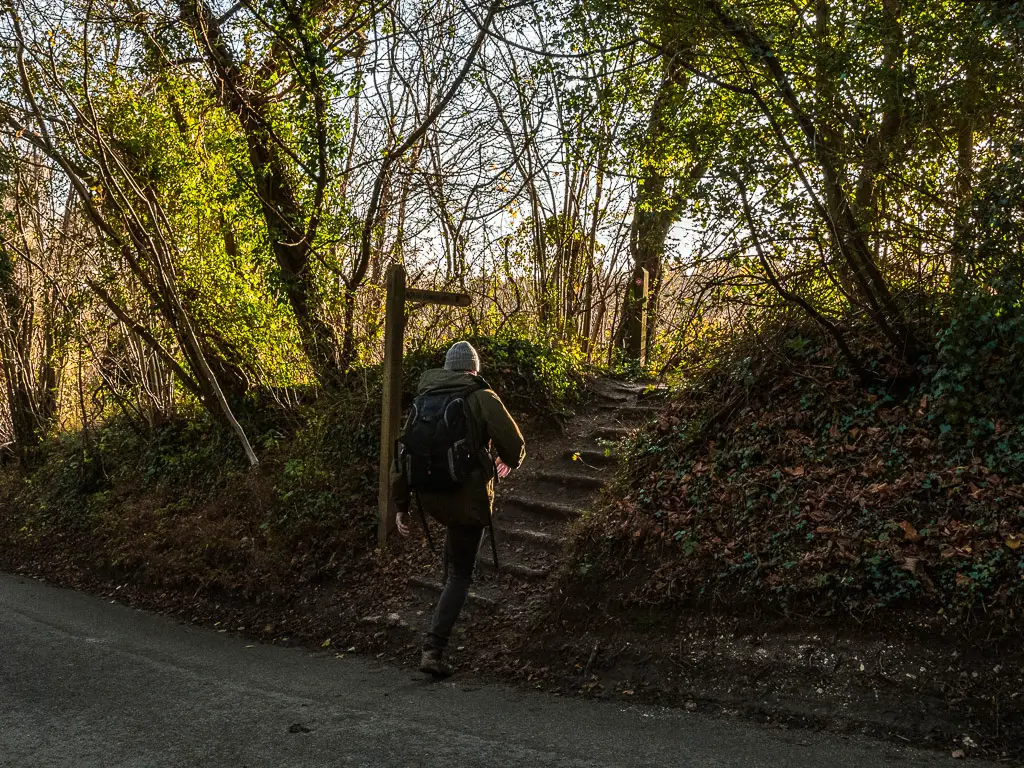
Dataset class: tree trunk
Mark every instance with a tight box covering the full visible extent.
[178,0,340,384]
[616,171,674,361]
[614,35,689,362]
[0,244,58,458]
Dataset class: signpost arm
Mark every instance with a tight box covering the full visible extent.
[405,288,472,306]
[378,264,406,546]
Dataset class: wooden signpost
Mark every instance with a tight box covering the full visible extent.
[377,264,471,545]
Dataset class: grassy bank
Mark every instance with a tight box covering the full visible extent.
[563,301,1024,639]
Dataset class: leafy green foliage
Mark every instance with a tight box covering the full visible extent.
[930,146,1024,475]
[404,333,589,419]
[0,388,379,594]
[271,388,380,534]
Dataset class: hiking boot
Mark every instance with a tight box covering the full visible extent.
[419,650,452,679]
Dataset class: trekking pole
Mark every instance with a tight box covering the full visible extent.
[415,491,448,583]
[414,492,436,554]
[489,518,500,573]
[489,456,501,572]
[442,539,449,585]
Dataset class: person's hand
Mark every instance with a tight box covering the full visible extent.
[395,508,411,536]
[495,458,512,479]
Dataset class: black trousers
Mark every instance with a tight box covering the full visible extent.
[424,524,484,653]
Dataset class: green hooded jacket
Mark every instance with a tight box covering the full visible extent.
[390,368,526,526]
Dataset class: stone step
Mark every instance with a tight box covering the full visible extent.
[584,380,630,400]
[504,494,585,520]
[496,525,566,551]
[564,448,617,466]
[407,576,497,609]
[536,469,606,489]
[592,425,635,441]
[358,611,414,630]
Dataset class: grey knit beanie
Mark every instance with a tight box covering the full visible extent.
[444,341,481,372]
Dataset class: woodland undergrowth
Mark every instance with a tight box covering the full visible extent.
[569,291,1024,640]
[0,334,587,598]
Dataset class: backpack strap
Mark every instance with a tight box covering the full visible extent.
[426,377,490,457]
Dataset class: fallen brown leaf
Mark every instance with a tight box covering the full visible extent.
[899,521,921,542]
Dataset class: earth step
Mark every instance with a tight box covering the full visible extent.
[504,494,585,520]
[496,525,566,551]
[475,556,549,580]
[590,390,631,404]
[584,380,631,400]
[536,469,606,489]
[604,379,663,395]
[564,448,617,466]
[596,403,662,418]
[407,576,497,609]
[358,612,412,630]
[592,425,635,441]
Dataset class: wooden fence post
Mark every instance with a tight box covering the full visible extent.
[378,264,406,546]
[638,267,649,366]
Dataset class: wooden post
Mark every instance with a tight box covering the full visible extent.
[581,263,594,356]
[638,267,649,366]
[378,264,406,546]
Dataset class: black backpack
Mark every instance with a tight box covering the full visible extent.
[396,381,485,493]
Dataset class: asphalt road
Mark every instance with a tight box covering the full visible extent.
[0,573,989,768]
